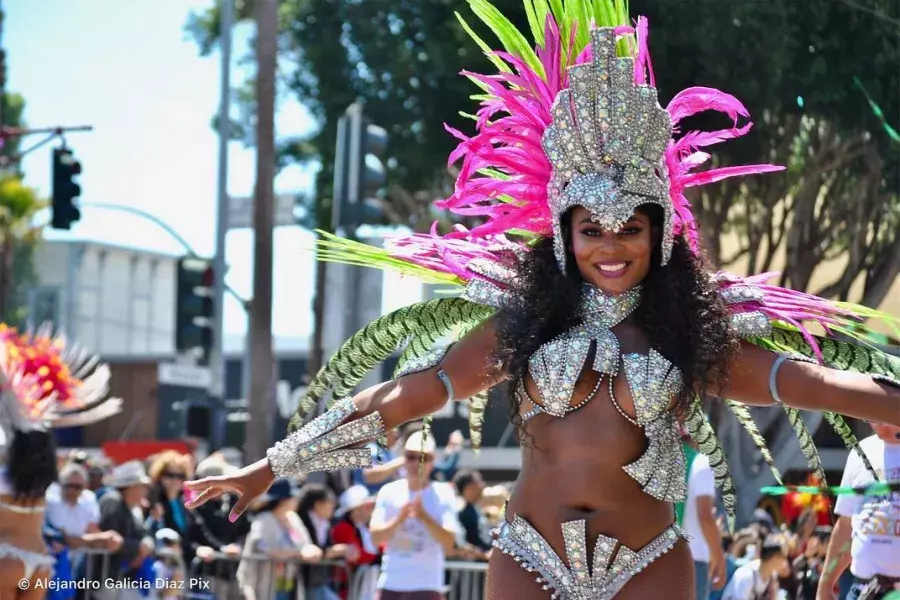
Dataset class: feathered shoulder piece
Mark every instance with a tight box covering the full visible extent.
[0,323,122,435]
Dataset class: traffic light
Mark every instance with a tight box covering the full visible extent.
[174,257,214,363]
[332,104,388,230]
[51,147,82,230]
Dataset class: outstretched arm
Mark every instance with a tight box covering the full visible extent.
[344,317,504,429]
[185,318,504,518]
[721,341,900,426]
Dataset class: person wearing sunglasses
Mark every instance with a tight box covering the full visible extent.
[146,451,216,566]
[45,462,123,555]
[368,431,460,600]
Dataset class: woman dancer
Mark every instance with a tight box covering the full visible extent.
[0,325,121,598]
[186,3,900,598]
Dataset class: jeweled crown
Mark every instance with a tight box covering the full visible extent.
[542,27,674,270]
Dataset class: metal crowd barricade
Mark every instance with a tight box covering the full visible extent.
[187,551,353,600]
[72,548,489,600]
[444,561,489,600]
[344,560,489,600]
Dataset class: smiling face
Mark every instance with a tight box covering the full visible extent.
[568,205,657,295]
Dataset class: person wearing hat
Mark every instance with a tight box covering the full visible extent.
[331,485,380,600]
[236,478,323,600]
[95,460,155,599]
[721,536,790,600]
[369,431,460,600]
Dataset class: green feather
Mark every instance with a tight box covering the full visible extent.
[312,230,465,286]
[468,391,490,453]
[466,0,544,77]
[455,12,513,75]
[783,406,827,484]
[684,399,736,533]
[749,328,899,482]
[417,416,435,483]
[822,411,879,481]
[724,400,783,485]
[288,298,492,432]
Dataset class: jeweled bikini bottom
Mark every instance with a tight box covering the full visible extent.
[492,513,688,599]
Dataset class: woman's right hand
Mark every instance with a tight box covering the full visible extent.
[183,457,275,521]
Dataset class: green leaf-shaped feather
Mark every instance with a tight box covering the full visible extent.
[684,399,736,533]
[288,298,493,432]
[822,411,879,481]
[468,391,490,453]
[724,400,783,485]
[783,406,827,484]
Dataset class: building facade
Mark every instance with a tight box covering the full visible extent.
[31,239,179,356]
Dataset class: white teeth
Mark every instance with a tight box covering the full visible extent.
[599,263,626,272]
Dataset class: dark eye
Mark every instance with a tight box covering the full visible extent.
[579,227,602,237]
[619,226,642,236]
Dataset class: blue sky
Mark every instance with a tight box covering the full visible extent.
[4,0,420,345]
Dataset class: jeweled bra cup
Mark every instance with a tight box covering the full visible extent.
[492,513,688,599]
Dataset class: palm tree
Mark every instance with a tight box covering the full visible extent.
[0,174,45,322]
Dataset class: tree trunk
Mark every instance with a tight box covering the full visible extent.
[245,0,278,462]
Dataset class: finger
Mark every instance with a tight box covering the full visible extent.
[184,475,226,490]
[185,486,223,510]
[229,492,254,522]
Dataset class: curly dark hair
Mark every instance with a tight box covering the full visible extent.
[6,428,58,501]
[494,204,739,430]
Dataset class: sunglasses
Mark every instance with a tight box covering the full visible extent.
[404,453,433,462]
[62,483,85,490]
[162,472,187,480]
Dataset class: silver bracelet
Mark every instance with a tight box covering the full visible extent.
[768,355,788,405]
[437,368,456,402]
[266,397,386,479]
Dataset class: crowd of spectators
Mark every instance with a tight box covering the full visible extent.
[38,423,899,600]
[41,426,511,600]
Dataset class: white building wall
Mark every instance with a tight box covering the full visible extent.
[32,241,178,357]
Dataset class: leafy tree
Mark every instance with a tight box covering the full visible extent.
[633,0,900,306]
[0,3,42,326]
[0,175,44,323]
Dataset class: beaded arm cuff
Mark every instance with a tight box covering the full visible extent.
[266,397,386,479]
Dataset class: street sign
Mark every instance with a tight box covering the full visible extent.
[227,194,296,230]
[158,362,212,389]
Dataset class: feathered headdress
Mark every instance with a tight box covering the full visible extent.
[0,323,122,443]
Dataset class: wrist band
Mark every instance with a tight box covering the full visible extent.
[437,369,456,402]
[768,355,788,405]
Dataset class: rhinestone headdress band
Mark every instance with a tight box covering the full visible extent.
[542,27,673,272]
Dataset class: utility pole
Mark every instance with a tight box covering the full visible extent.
[209,0,233,451]
[245,0,277,461]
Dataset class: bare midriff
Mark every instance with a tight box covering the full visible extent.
[485,367,694,599]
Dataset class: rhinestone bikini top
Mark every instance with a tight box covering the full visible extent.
[524,284,688,502]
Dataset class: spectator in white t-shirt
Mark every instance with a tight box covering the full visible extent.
[722,537,790,600]
[682,447,726,600]
[817,423,900,600]
[370,431,460,600]
[45,462,123,553]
